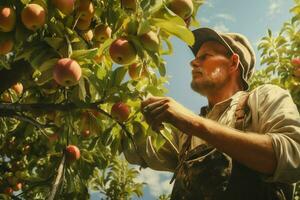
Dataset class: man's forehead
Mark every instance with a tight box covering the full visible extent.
[196,40,228,56]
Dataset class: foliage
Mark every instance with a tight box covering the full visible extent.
[90,157,144,200]
[0,0,203,199]
[250,0,300,111]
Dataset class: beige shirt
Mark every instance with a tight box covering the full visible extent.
[123,84,300,184]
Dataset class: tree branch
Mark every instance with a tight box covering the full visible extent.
[47,154,66,200]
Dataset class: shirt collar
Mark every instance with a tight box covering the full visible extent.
[199,90,247,118]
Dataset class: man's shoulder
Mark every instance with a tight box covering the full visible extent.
[247,84,293,110]
[249,84,289,99]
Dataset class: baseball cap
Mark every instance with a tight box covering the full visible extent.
[189,27,256,91]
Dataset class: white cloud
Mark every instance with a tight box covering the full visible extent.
[215,13,236,22]
[267,0,284,17]
[135,168,173,197]
[212,23,229,32]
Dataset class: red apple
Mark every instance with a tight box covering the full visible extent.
[77,0,94,20]
[140,31,160,52]
[0,6,16,32]
[53,58,82,86]
[111,102,131,122]
[121,0,137,11]
[291,58,300,78]
[2,92,11,103]
[3,187,13,196]
[81,129,90,138]
[168,0,194,19]
[0,39,13,55]
[291,58,300,68]
[65,145,80,162]
[21,4,46,31]
[11,82,23,95]
[128,63,147,80]
[52,0,75,15]
[13,182,22,191]
[109,38,137,65]
[76,17,91,31]
[94,24,112,43]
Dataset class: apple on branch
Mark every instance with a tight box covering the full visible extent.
[168,0,194,20]
[109,38,137,65]
[76,18,91,31]
[77,0,94,21]
[53,58,82,87]
[52,0,75,15]
[3,187,13,196]
[13,182,22,191]
[21,4,46,31]
[291,58,300,78]
[0,6,16,32]
[111,102,131,122]
[11,83,23,95]
[94,24,112,43]
[128,63,147,80]
[139,31,160,52]
[65,145,81,162]
[0,38,13,55]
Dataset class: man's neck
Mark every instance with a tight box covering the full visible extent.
[207,85,243,108]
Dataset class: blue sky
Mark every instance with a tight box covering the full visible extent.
[92,0,294,199]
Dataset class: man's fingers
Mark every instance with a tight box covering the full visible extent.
[141,96,166,109]
[142,98,168,114]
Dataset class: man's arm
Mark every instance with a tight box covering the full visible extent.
[142,96,277,175]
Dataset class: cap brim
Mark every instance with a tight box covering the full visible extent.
[189,27,235,56]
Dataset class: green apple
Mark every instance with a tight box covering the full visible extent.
[109,38,137,65]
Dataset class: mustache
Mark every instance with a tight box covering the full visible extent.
[192,68,204,74]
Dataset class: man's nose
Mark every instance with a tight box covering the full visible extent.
[190,58,200,68]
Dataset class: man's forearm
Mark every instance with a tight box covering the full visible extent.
[176,115,277,175]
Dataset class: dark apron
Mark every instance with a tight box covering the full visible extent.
[170,93,294,200]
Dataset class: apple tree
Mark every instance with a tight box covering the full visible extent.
[250,0,300,199]
[250,0,300,110]
[0,0,203,199]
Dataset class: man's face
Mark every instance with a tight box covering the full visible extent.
[190,41,232,96]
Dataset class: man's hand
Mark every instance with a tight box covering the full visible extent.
[141,96,197,132]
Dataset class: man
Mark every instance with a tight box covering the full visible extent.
[123,27,300,199]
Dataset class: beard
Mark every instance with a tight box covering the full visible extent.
[190,66,229,96]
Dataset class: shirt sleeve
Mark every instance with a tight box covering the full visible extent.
[121,127,180,172]
[250,84,300,183]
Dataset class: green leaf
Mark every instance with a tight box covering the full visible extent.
[44,37,64,51]
[268,29,272,37]
[158,61,166,77]
[110,66,127,87]
[38,58,58,72]
[78,78,86,101]
[35,68,53,86]
[150,18,194,46]
[71,48,98,60]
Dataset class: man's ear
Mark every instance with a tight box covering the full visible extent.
[230,53,240,72]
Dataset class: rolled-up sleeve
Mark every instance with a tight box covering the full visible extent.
[251,84,300,183]
[122,128,180,172]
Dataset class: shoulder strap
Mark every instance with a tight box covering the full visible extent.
[235,92,250,131]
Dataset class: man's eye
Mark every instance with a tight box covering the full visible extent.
[199,54,207,60]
